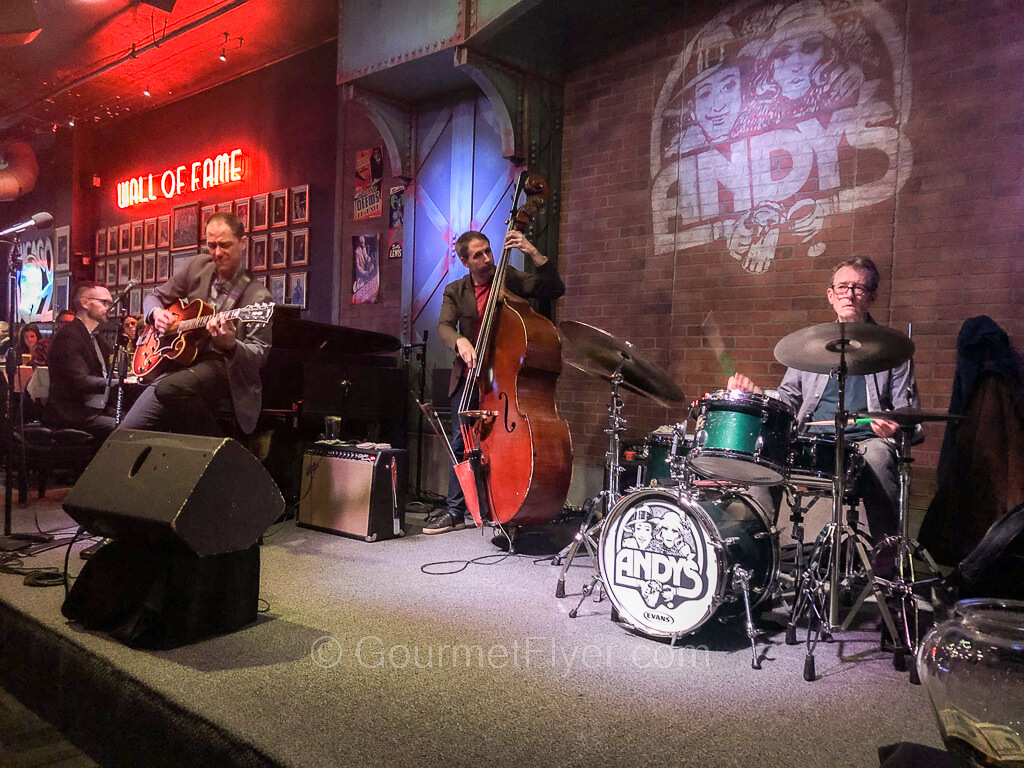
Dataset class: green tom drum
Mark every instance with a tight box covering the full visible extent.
[688,390,795,485]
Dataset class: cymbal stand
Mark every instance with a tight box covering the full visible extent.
[784,333,900,681]
[554,358,627,602]
[842,426,944,681]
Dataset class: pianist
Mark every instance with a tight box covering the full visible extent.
[43,281,118,442]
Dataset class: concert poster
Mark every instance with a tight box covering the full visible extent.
[353,147,383,221]
[351,233,379,305]
[388,186,404,259]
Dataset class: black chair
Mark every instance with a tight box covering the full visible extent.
[9,423,96,504]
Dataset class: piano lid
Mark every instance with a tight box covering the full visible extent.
[272,305,400,355]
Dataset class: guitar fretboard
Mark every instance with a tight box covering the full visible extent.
[175,307,249,333]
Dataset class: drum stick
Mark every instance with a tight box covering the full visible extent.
[701,311,737,379]
[805,417,876,427]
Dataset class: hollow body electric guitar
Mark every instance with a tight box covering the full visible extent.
[131,298,275,380]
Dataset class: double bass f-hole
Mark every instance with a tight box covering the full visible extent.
[499,391,516,434]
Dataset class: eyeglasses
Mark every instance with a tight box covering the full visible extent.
[830,283,872,297]
[86,296,114,307]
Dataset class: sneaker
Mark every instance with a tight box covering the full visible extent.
[423,511,467,535]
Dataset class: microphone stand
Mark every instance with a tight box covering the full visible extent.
[0,235,42,550]
[400,330,428,501]
[104,308,131,426]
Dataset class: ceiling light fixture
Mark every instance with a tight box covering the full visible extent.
[219,48,226,62]
[219,30,229,62]
[143,86,151,97]
[68,119,75,127]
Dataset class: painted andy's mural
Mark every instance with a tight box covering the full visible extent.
[651,0,912,273]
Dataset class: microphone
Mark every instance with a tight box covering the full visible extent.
[0,212,54,237]
[109,280,138,309]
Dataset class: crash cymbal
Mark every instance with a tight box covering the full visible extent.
[560,321,684,403]
[857,408,964,426]
[774,322,914,375]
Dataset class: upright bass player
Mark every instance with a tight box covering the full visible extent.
[426,229,566,534]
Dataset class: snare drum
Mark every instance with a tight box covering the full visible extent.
[599,487,778,638]
[688,390,795,485]
[788,435,864,492]
[643,425,689,485]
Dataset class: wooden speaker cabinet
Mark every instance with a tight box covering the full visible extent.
[297,444,406,542]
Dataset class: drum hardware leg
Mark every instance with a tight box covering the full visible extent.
[554,496,606,598]
[556,364,629,600]
[569,572,604,619]
[733,566,762,670]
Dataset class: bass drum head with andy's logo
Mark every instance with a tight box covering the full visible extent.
[599,488,724,639]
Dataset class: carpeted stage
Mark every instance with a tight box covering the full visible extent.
[0,492,945,768]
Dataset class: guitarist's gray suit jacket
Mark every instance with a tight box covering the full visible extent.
[143,253,272,434]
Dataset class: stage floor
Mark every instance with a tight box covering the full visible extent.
[0,491,945,768]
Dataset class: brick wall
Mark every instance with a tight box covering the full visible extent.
[558,0,1024,506]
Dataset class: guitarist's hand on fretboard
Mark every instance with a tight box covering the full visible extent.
[207,314,237,351]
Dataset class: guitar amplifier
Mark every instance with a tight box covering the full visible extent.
[297,443,406,542]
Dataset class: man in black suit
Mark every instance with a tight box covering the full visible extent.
[44,281,117,442]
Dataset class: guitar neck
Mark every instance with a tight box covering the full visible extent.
[177,307,248,334]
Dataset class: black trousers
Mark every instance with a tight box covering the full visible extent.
[119,356,232,437]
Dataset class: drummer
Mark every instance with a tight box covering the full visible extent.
[725,257,918,545]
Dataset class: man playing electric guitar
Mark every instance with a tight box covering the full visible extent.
[119,212,273,437]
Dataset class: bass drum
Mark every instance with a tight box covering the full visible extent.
[599,488,778,638]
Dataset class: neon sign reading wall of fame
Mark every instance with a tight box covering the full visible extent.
[651,0,912,273]
[116,148,246,208]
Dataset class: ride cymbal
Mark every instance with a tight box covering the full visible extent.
[560,321,684,403]
[774,322,914,375]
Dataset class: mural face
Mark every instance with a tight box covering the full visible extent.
[651,0,912,273]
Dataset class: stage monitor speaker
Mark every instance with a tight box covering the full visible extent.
[139,0,177,12]
[298,444,406,541]
[0,0,41,46]
[63,430,285,557]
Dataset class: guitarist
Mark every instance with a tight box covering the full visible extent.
[119,212,272,437]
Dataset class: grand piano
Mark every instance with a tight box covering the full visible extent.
[261,306,407,447]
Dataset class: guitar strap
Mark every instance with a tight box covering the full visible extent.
[215,271,252,314]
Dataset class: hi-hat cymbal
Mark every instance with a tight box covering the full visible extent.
[774,322,914,375]
[857,408,964,426]
[560,321,684,403]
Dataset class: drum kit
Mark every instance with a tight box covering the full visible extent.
[555,319,956,679]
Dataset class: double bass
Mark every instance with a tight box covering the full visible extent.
[453,172,573,528]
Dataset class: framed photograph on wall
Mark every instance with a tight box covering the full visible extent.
[107,226,119,254]
[270,189,287,227]
[143,252,156,283]
[157,250,170,282]
[290,184,308,224]
[287,272,307,309]
[171,203,199,251]
[270,231,286,268]
[54,274,70,311]
[130,287,142,316]
[95,229,107,257]
[201,204,215,231]
[250,234,267,271]
[130,254,142,283]
[251,193,268,231]
[215,201,233,214]
[131,220,144,251]
[235,198,250,232]
[239,236,249,270]
[289,228,308,266]
[55,226,70,270]
[119,223,131,252]
[157,215,170,248]
[268,273,286,305]
[118,257,130,285]
[172,252,191,277]
[105,260,117,288]
[144,218,157,250]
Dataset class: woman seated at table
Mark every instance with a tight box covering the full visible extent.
[19,323,49,366]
